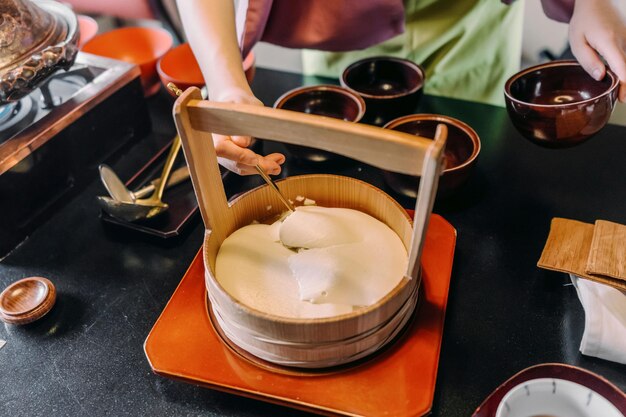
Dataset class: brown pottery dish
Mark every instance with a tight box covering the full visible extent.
[341,56,425,126]
[383,114,480,198]
[504,60,619,148]
[273,85,366,162]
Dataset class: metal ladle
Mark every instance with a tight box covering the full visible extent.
[98,83,293,221]
[97,134,182,222]
[254,164,294,212]
[99,164,190,203]
[97,82,185,222]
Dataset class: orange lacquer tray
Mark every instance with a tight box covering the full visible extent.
[144,213,456,417]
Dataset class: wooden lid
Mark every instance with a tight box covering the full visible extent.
[0,277,56,325]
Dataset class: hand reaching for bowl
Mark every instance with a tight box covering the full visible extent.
[568,0,626,102]
[212,88,286,176]
[178,0,285,175]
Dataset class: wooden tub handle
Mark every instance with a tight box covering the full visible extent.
[173,87,446,280]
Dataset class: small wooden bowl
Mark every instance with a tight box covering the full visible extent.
[0,277,56,325]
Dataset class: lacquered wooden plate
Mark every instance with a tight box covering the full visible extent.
[144,213,456,417]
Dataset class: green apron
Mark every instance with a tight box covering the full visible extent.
[302,0,524,106]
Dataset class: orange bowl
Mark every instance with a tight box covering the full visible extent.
[158,43,255,96]
[77,15,98,48]
[83,26,173,96]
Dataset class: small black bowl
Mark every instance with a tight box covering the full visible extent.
[274,85,365,163]
[341,56,425,126]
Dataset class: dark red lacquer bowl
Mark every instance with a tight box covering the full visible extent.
[504,60,619,148]
[382,114,480,198]
[274,84,365,163]
[341,56,425,127]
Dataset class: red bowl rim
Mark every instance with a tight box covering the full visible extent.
[83,26,173,66]
[383,113,481,174]
[157,43,204,86]
[273,84,366,123]
[340,56,425,100]
[504,60,619,108]
[157,43,255,87]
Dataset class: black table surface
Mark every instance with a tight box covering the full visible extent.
[1,68,625,417]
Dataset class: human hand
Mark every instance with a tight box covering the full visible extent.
[177,0,284,174]
[568,0,626,102]
[212,88,286,176]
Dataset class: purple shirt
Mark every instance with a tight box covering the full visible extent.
[239,0,404,58]
[238,0,574,58]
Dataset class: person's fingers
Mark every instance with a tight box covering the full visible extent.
[570,34,606,81]
[572,36,626,102]
[595,42,626,102]
[214,135,259,166]
[257,153,286,176]
[214,134,286,176]
[265,153,286,165]
[217,155,284,176]
[217,157,257,175]
[231,135,252,147]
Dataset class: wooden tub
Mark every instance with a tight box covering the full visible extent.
[173,87,446,368]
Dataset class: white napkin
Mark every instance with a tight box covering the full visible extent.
[570,274,626,364]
